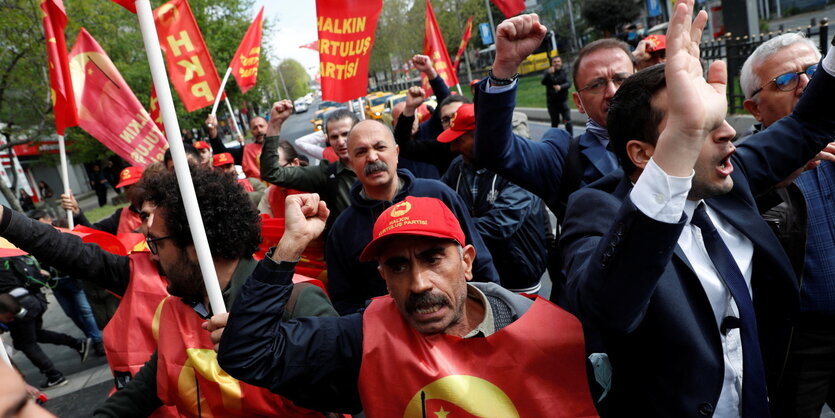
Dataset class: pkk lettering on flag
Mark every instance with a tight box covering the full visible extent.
[154,0,224,112]
[69,28,168,168]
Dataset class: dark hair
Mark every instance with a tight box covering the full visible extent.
[438,95,473,113]
[164,142,200,165]
[572,38,635,89]
[324,108,359,135]
[607,64,667,175]
[278,141,308,167]
[26,209,49,221]
[0,293,20,315]
[133,165,261,260]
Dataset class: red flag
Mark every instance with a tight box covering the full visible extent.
[315,0,382,102]
[154,0,224,112]
[491,0,525,18]
[300,40,319,51]
[423,0,458,94]
[40,0,78,135]
[453,17,473,73]
[229,7,264,94]
[149,85,164,133]
[110,0,136,13]
[69,29,168,168]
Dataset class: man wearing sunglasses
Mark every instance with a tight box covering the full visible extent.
[740,33,835,417]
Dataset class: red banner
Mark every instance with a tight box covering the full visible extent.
[110,0,136,13]
[229,6,264,94]
[69,28,168,168]
[41,0,78,135]
[315,0,382,102]
[154,0,223,112]
[149,85,165,133]
[491,0,525,18]
[422,0,458,94]
[453,17,473,73]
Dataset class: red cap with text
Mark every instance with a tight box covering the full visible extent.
[212,152,234,167]
[115,166,142,189]
[193,140,210,150]
[359,196,465,262]
[643,34,666,52]
[436,103,475,143]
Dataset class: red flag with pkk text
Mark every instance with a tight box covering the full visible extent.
[69,29,168,168]
[491,0,525,18]
[154,0,224,112]
[423,0,458,95]
[453,17,473,73]
[41,0,78,135]
[315,0,382,102]
[149,85,165,133]
[110,0,136,13]
[229,6,264,94]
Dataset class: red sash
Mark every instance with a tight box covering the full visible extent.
[358,295,598,418]
[102,253,177,417]
[117,206,142,234]
[322,146,338,163]
[155,296,321,417]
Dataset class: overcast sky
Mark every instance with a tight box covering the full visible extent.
[254,0,320,77]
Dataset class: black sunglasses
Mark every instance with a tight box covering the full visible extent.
[145,235,172,255]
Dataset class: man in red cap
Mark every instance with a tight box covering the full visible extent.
[213,152,254,192]
[211,193,596,416]
[192,140,212,166]
[437,104,548,294]
[634,34,666,70]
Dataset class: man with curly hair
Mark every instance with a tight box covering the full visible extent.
[0,165,336,416]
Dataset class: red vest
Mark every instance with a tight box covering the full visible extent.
[103,253,169,377]
[237,178,255,192]
[358,295,598,418]
[155,296,321,417]
[102,253,177,417]
[322,146,338,163]
[117,207,143,234]
[266,185,302,218]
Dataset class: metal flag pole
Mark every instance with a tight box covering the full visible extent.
[209,67,233,126]
[58,135,73,228]
[134,0,225,314]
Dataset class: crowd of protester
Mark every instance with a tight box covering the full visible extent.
[3,0,835,416]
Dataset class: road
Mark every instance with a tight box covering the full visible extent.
[768,3,835,31]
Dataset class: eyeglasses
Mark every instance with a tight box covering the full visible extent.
[577,73,631,94]
[751,64,817,97]
[441,115,453,125]
[145,235,172,255]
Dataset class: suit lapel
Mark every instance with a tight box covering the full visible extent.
[579,132,617,178]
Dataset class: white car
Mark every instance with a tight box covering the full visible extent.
[294,100,309,113]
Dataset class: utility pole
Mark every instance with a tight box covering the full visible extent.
[276,62,291,100]
[484,0,496,41]
[567,0,579,51]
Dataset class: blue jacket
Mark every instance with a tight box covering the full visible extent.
[474,80,618,218]
[325,169,500,315]
[559,62,835,416]
[441,156,547,291]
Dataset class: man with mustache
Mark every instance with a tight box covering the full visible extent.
[320,119,499,315]
[0,166,336,416]
[211,194,597,415]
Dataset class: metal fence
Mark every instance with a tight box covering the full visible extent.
[701,18,829,114]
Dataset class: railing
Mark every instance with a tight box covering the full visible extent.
[701,17,829,114]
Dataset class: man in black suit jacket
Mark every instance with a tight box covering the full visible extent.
[547,2,835,417]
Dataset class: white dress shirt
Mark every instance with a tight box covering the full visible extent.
[631,158,753,417]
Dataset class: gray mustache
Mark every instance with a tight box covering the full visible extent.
[364,161,388,176]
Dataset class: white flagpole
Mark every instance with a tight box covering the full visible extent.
[134,0,226,315]
[57,135,73,229]
[455,84,463,95]
[209,67,232,123]
[224,97,243,139]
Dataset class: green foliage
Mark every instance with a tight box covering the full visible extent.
[85,201,129,224]
[276,59,310,101]
[581,0,640,37]
[0,0,276,166]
